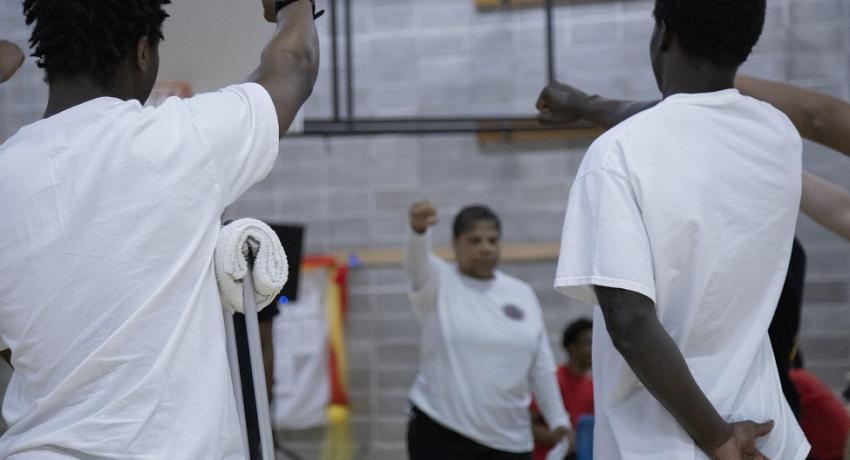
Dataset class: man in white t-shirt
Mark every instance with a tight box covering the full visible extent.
[0,0,319,458]
[536,0,809,459]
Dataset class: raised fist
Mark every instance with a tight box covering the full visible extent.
[261,0,277,23]
[536,81,591,126]
[409,201,437,235]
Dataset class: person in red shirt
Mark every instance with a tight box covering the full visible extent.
[789,352,850,460]
[532,318,594,460]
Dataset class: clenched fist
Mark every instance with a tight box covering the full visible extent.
[261,0,277,22]
[409,201,437,235]
[536,81,591,125]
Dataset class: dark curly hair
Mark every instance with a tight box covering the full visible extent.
[453,205,501,238]
[562,318,592,350]
[653,0,765,67]
[23,0,170,85]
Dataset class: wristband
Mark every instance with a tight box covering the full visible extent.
[275,0,325,20]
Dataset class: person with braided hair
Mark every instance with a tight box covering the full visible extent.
[0,0,319,458]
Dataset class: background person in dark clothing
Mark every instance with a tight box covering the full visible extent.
[769,238,806,419]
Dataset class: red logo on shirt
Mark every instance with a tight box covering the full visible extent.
[503,304,525,321]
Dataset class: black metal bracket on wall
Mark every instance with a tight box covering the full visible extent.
[301,0,585,137]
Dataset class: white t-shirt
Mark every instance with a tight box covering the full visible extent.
[405,231,569,453]
[0,83,278,459]
[555,89,810,460]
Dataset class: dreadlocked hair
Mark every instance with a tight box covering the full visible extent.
[23,0,170,85]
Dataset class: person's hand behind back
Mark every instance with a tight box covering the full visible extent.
[710,420,775,460]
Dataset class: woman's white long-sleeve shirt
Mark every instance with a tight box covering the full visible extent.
[404,230,569,452]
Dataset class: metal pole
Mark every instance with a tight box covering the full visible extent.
[344,0,354,120]
[224,314,251,460]
[242,246,275,460]
[330,0,340,122]
[545,0,555,84]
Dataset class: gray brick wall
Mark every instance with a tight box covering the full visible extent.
[1,0,850,459]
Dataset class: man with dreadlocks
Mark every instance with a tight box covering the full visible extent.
[0,0,319,458]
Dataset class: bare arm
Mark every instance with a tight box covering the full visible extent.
[578,97,659,129]
[530,409,562,445]
[801,171,850,242]
[736,75,850,156]
[530,326,570,430]
[405,202,439,292]
[0,40,24,83]
[529,362,572,448]
[536,81,658,129]
[405,231,434,292]
[540,76,850,152]
[249,0,320,139]
[594,286,774,460]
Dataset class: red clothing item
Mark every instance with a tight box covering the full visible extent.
[790,368,850,460]
[533,365,594,460]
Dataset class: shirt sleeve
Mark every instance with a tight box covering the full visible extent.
[182,82,280,209]
[530,324,570,430]
[554,167,656,305]
[404,230,441,319]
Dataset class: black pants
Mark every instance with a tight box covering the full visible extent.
[407,405,532,460]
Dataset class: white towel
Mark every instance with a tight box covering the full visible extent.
[215,218,288,314]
